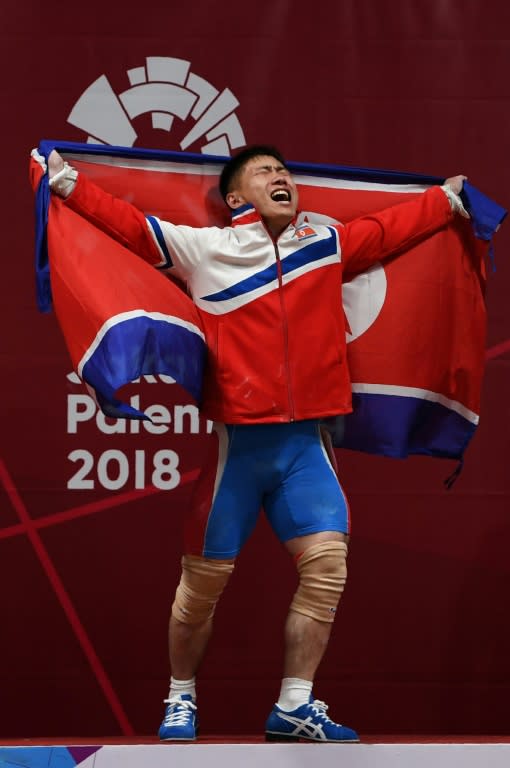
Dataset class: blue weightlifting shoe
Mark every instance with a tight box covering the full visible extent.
[265,697,359,743]
[158,694,198,741]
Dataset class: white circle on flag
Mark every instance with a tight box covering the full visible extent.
[300,211,387,343]
[342,265,387,343]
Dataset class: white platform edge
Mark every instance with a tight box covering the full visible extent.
[2,743,510,768]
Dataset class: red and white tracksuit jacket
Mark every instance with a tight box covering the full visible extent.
[64,175,453,424]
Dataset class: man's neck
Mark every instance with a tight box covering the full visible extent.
[264,215,293,239]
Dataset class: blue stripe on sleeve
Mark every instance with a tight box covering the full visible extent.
[146,215,173,267]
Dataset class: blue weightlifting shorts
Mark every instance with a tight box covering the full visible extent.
[184,419,350,559]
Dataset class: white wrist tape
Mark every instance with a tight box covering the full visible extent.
[49,161,78,198]
[440,184,470,219]
[30,148,47,173]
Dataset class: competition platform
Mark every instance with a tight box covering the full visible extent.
[1,736,510,768]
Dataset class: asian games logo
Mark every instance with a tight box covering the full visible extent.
[67,55,246,155]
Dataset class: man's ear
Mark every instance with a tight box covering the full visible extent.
[226,190,245,209]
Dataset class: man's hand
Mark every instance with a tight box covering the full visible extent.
[47,150,78,198]
[441,175,469,218]
[48,150,65,180]
[444,175,467,195]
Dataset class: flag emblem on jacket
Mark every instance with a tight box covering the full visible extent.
[295,224,317,241]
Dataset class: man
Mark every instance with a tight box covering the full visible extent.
[46,145,467,742]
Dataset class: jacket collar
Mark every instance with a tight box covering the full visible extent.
[230,203,299,234]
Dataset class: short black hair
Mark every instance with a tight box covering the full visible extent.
[219,144,288,202]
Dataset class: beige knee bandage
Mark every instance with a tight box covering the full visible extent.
[171,555,234,624]
[290,541,348,623]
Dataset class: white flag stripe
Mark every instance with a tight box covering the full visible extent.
[78,310,205,376]
[61,151,431,193]
[62,151,223,176]
[293,174,430,194]
[351,382,479,424]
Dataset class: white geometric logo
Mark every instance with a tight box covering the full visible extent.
[67,56,246,155]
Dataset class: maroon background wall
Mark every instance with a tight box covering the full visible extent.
[1,0,509,738]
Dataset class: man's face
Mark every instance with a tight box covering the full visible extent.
[226,155,299,234]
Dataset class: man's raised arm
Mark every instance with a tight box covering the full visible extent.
[339,176,468,275]
[47,150,172,270]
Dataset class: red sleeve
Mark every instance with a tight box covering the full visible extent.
[64,173,163,266]
[338,186,453,276]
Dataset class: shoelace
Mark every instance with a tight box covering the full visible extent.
[310,699,335,723]
[162,698,197,726]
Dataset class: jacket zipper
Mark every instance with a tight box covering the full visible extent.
[274,242,295,421]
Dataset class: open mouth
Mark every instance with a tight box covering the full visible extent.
[270,189,291,203]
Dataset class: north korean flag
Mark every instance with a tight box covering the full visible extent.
[30,141,506,460]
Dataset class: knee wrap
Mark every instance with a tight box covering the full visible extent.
[171,555,234,625]
[290,541,348,623]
